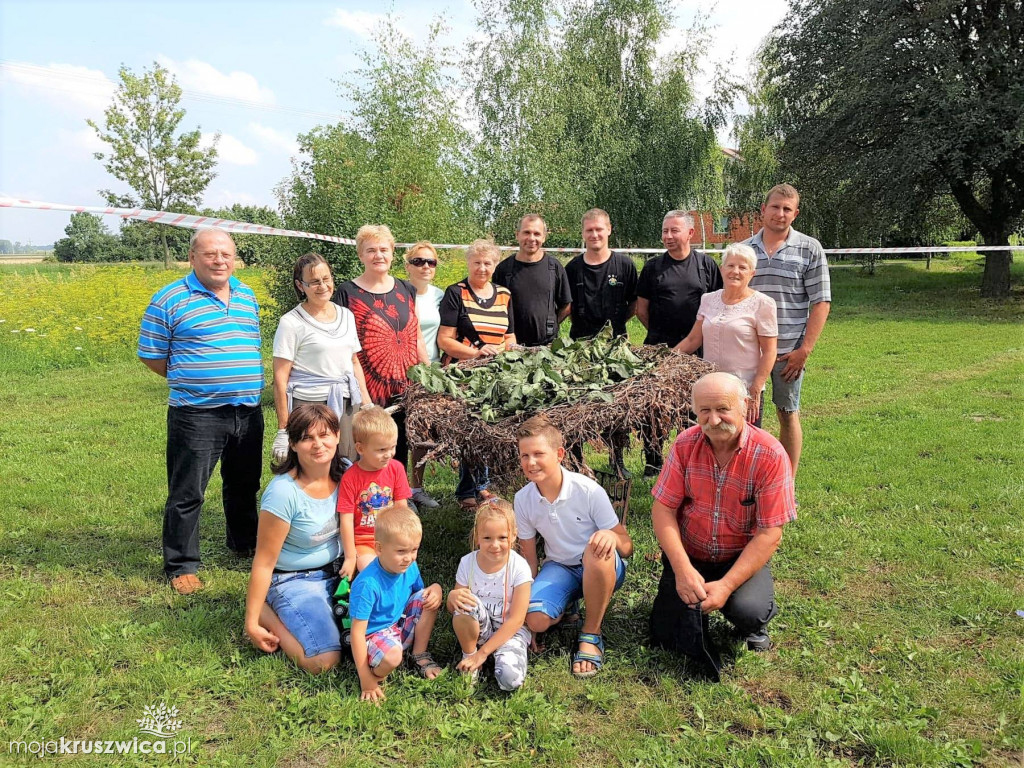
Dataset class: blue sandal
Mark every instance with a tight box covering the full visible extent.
[571,632,605,678]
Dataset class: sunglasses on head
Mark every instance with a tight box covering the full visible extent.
[408,257,437,268]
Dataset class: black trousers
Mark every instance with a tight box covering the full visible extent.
[163,405,263,577]
[651,555,777,639]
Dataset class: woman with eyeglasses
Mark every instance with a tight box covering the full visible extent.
[403,242,444,509]
[271,253,371,463]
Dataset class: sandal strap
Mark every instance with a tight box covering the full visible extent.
[573,651,603,665]
[577,632,604,649]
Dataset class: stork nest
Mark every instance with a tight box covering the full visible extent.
[404,347,715,491]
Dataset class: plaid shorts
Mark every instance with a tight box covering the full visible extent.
[365,589,425,669]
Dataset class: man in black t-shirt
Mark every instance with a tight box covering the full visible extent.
[563,208,638,340]
[493,214,572,346]
[636,210,723,474]
[636,211,723,345]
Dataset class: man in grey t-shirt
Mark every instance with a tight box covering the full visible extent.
[744,184,831,475]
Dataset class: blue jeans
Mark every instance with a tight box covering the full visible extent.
[163,405,263,577]
[455,462,490,501]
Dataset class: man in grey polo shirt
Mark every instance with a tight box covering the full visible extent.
[744,184,831,475]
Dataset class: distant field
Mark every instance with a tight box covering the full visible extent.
[0,259,1021,766]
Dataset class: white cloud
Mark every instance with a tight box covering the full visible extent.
[248,123,300,156]
[324,9,384,37]
[157,56,275,104]
[201,132,259,166]
[0,61,115,115]
[58,127,107,155]
[205,189,260,208]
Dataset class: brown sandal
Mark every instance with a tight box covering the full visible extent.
[170,574,204,595]
[408,651,443,679]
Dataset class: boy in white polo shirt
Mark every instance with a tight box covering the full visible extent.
[514,415,633,678]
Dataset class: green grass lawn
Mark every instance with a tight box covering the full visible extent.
[0,260,1021,766]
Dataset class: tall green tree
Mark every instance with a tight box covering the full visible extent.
[760,0,1024,296]
[53,213,119,263]
[88,63,219,268]
[277,17,480,310]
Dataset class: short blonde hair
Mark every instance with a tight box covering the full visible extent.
[517,214,547,234]
[516,414,564,450]
[465,238,500,263]
[764,184,800,207]
[352,406,398,445]
[404,241,439,264]
[722,242,757,270]
[356,224,396,254]
[470,498,518,550]
[375,505,422,544]
[582,208,610,227]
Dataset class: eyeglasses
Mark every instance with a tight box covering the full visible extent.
[300,277,334,289]
[408,257,437,268]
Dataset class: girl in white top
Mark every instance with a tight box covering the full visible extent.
[272,253,372,462]
[447,499,533,690]
[674,243,778,425]
[404,242,445,509]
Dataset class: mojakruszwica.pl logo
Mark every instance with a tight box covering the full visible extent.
[8,701,195,757]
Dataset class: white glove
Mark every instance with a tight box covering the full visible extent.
[272,429,290,462]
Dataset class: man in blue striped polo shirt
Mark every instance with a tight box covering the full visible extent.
[745,184,831,475]
[138,228,264,595]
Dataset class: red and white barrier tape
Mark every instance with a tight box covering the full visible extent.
[2,196,1019,254]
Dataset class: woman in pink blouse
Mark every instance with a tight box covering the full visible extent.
[674,243,777,425]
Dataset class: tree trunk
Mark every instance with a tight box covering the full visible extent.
[161,230,171,270]
[979,231,1011,298]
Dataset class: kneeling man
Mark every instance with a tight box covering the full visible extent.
[650,372,796,652]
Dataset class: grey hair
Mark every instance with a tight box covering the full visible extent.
[663,210,695,228]
[465,238,501,262]
[189,227,234,252]
[691,371,750,409]
[722,242,757,270]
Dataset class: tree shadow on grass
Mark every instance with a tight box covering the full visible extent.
[830,262,1024,325]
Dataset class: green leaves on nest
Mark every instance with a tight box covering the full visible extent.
[408,326,660,423]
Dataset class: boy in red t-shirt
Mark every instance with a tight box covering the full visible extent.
[338,407,413,581]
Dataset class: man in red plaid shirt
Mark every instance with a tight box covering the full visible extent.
[650,372,796,652]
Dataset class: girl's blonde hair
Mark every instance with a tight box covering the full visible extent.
[470,498,518,550]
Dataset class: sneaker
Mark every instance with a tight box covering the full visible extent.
[411,489,440,509]
[745,631,773,652]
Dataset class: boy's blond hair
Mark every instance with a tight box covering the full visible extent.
[375,505,422,544]
[352,406,398,445]
[470,498,518,550]
[515,414,564,450]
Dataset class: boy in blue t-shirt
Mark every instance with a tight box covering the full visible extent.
[349,506,443,702]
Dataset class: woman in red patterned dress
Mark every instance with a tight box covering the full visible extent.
[333,225,430,472]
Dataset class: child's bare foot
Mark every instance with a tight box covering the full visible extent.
[409,651,443,680]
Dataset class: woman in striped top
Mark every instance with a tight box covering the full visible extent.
[438,239,517,509]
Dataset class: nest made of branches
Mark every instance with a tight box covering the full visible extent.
[404,347,715,491]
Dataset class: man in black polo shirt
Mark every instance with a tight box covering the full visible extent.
[564,208,638,340]
[493,214,572,346]
[636,210,722,475]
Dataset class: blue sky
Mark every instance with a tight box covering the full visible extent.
[0,0,787,246]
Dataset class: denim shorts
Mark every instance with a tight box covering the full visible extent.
[527,552,627,619]
[770,357,803,413]
[265,568,341,658]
